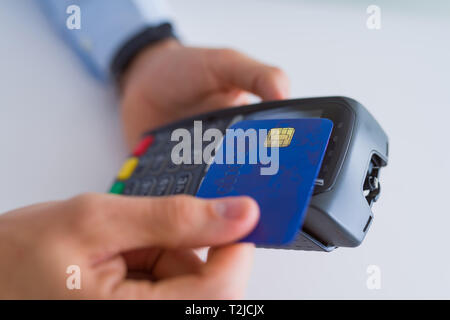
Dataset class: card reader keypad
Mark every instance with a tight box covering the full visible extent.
[110,118,231,197]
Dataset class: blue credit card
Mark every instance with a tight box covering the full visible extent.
[196,118,333,246]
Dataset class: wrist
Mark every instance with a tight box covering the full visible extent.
[120,38,181,92]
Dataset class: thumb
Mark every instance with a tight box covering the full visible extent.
[208,48,290,100]
[75,194,259,252]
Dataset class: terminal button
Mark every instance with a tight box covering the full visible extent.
[149,154,167,174]
[109,182,125,194]
[154,176,174,196]
[123,181,140,195]
[139,178,156,195]
[117,157,139,180]
[174,173,192,194]
[133,136,154,157]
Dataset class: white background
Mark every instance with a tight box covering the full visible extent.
[0,0,449,299]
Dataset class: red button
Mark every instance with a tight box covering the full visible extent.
[133,136,154,157]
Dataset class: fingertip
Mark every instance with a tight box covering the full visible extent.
[277,70,291,99]
[207,242,255,262]
[214,196,260,225]
[207,196,259,245]
[204,243,256,299]
[231,91,250,106]
[259,66,291,101]
[209,48,290,101]
[241,196,260,227]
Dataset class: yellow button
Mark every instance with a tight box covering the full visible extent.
[117,157,139,180]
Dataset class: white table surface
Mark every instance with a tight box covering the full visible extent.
[1,0,449,299]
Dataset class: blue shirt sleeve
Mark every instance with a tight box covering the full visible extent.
[41,0,176,81]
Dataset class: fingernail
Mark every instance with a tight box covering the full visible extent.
[215,197,251,220]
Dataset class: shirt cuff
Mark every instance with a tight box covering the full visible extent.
[41,0,177,81]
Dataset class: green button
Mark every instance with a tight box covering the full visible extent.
[109,182,125,194]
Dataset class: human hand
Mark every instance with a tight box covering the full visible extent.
[0,193,259,299]
[120,39,290,149]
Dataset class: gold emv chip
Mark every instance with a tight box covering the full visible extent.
[265,128,295,147]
